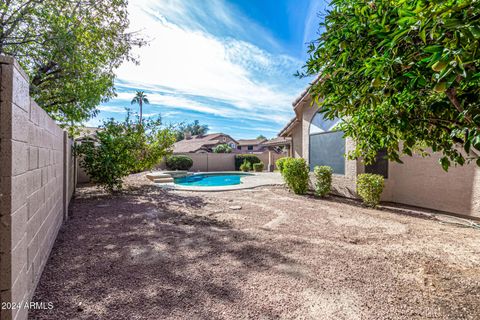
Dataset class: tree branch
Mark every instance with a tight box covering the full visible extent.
[446,87,476,128]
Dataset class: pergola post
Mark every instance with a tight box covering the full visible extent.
[268,148,274,172]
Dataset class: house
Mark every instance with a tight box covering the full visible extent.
[235,138,267,153]
[173,133,238,153]
[279,85,480,217]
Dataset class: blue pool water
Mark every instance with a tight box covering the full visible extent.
[174,173,249,187]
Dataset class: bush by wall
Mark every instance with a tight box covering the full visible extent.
[166,155,193,170]
[356,173,385,207]
[235,154,260,170]
[314,165,333,197]
[77,113,175,192]
[282,158,309,194]
[253,162,264,172]
[240,160,251,172]
[276,157,290,174]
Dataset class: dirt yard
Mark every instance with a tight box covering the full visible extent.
[31,173,480,320]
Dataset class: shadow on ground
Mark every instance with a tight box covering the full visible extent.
[30,174,480,320]
[31,182,293,319]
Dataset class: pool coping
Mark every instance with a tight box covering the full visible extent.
[152,172,284,192]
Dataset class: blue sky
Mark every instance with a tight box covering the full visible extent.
[86,0,328,139]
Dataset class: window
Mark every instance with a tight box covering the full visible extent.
[309,113,345,174]
[247,145,253,151]
[365,149,389,178]
[237,145,242,150]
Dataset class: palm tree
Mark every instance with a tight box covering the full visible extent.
[131,91,149,124]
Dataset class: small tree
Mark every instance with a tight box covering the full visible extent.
[282,158,309,195]
[314,166,333,197]
[357,174,385,207]
[213,144,232,153]
[76,112,175,192]
[166,155,193,170]
[253,162,264,172]
[256,135,267,140]
[276,157,290,174]
[239,160,251,172]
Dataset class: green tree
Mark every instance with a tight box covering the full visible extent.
[0,0,144,126]
[213,144,232,153]
[131,91,150,125]
[76,111,175,192]
[299,0,480,170]
[256,135,267,140]
[175,120,209,141]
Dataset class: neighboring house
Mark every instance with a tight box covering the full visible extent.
[173,133,238,153]
[279,85,480,217]
[235,138,267,153]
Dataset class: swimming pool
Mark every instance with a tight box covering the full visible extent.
[174,173,251,187]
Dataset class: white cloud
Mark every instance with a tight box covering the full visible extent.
[111,0,306,126]
[97,106,126,113]
[113,90,292,124]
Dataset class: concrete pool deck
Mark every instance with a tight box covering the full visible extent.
[153,172,284,191]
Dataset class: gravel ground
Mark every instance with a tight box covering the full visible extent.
[31,173,480,320]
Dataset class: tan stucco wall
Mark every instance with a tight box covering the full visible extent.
[0,56,73,320]
[290,124,303,158]
[169,153,236,172]
[375,151,480,217]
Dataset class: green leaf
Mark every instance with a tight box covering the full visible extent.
[440,157,450,171]
[473,136,480,150]
[424,45,444,53]
[419,28,426,44]
[469,25,480,39]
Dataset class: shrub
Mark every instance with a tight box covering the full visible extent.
[276,157,290,174]
[314,166,333,197]
[252,162,264,172]
[212,144,232,153]
[166,155,193,170]
[76,112,175,192]
[235,154,260,170]
[282,158,309,194]
[239,160,251,172]
[356,173,385,207]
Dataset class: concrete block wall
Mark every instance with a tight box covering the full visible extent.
[0,56,73,320]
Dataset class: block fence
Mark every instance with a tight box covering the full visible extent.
[158,152,287,172]
[0,56,75,320]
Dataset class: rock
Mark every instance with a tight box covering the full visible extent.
[229,206,242,210]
